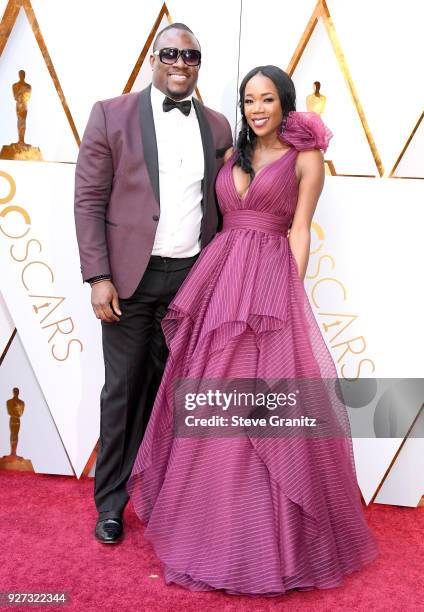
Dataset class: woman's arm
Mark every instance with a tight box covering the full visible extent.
[289,149,325,280]
[224,147,234,162]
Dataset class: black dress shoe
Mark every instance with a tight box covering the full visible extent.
[95,518,123,544]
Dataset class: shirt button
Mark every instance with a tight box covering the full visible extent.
[152,215,159,221]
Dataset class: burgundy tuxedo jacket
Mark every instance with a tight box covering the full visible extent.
[74,85,233,298]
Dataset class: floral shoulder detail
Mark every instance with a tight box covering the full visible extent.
[278,111,333,153]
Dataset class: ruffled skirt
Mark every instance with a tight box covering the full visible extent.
[127,228,379,595]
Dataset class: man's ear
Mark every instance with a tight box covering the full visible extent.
[149,55,155,69]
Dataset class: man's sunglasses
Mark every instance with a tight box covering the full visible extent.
[153,47,201,67]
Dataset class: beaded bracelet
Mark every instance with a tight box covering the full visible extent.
[87,274,112,286]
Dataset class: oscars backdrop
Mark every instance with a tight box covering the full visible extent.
[0,0,423,506]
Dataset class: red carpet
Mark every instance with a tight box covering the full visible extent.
[0,471,422,612]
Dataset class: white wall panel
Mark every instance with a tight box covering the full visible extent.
[0,160,103,477]
[0,292,14,357]
[31,0,163,136]
[238,0,318,78]
[306,176,424,505]
[291,19,377,175]
[306,176,424,379]
[0,331,74,475]
[0,0,8,22]
[0,8,79,162]
[394,116,424,178]
[326,0,424,176]
[376,437,424,506]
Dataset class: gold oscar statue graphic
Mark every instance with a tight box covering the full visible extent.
[306,81,327,115]
[306,81,334,175]
[0,70,43,161]
[0,388,34,471]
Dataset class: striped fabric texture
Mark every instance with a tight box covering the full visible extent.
[127,112,379,595]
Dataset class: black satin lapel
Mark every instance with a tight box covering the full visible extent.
[139,85,160,206]
[193,98,215,210]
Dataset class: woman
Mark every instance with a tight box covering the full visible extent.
[127,66,378,596]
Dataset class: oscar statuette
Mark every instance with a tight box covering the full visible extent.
[306,81,327,115]
[0,70,43,161]
[0,388,34,471]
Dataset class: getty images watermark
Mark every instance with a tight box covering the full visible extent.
[183,387,316,429]
[184,387,299,410]
[172,378,424,439]
[173,378,350,438]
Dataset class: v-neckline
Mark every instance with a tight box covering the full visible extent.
[230,147,294,202]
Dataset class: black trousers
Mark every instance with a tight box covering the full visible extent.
[94,253,198,517]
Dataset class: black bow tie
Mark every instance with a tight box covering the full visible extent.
[163,96,192,116]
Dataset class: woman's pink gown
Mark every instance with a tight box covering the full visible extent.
[127,112,379,596]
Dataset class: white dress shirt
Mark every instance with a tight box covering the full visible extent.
[150,84,205,257]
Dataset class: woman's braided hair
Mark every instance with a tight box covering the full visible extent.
[234,66,296,179]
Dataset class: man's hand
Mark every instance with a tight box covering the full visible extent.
[91,280,122,323]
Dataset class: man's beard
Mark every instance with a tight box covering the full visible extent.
[166,83,195,101]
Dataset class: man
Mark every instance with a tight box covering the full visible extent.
[74,23,232,544]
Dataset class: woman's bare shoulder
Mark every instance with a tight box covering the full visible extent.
[224,147,234,162]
